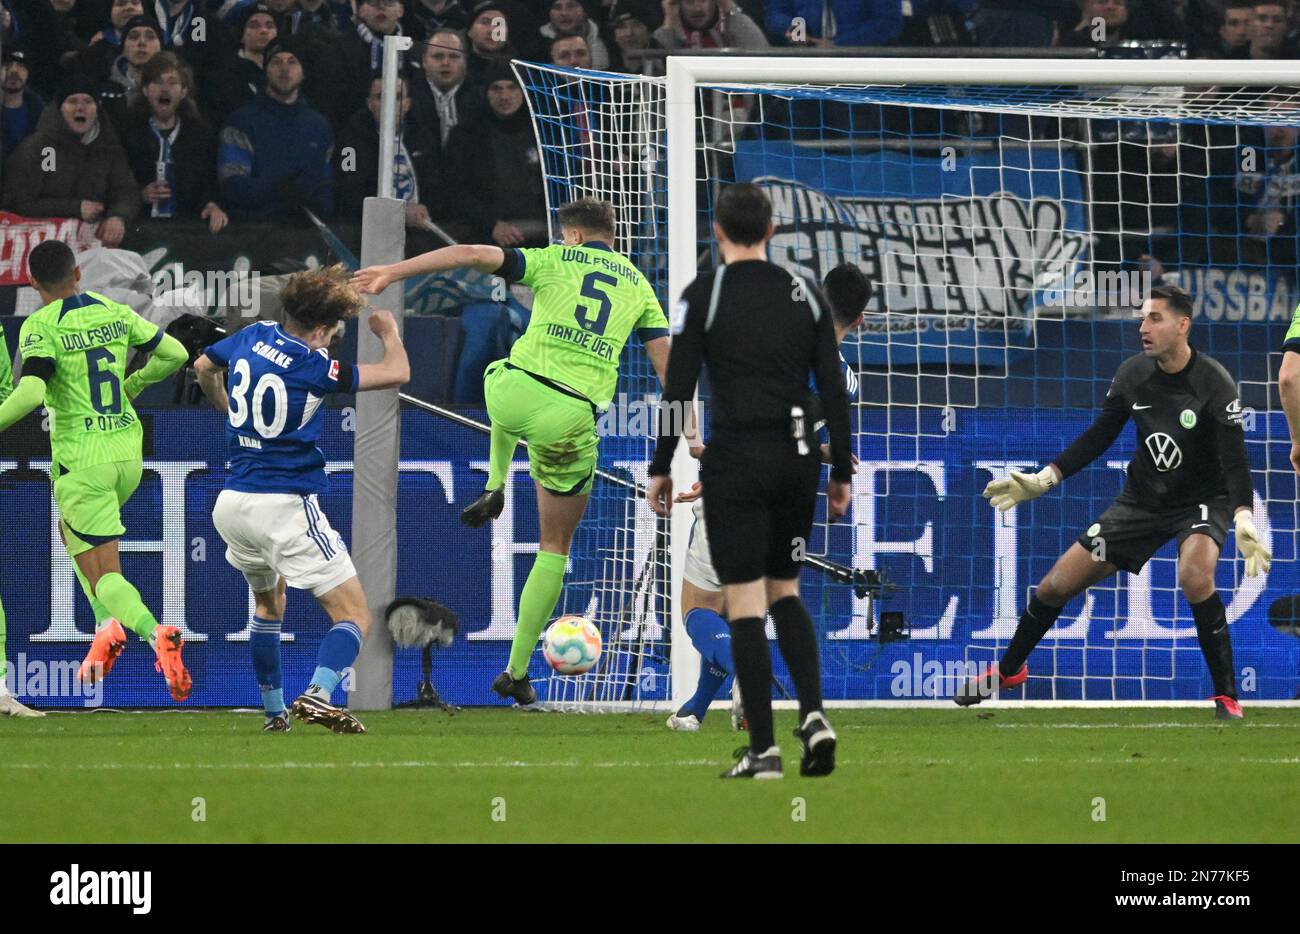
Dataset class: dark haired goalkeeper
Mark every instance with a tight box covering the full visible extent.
[959,285,1270,719]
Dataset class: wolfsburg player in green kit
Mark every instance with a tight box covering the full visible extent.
[0,318,42,715]
[0,240,192,703]
[353,199,673,704]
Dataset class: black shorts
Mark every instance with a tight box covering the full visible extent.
[700,437,822,586]
[1076,494,1231,574]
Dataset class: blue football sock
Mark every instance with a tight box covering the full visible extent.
[683,662,728,721]
[309,621,364,698]
[683,608,734,720]
[249,616,284,716]
[686,607,733,673]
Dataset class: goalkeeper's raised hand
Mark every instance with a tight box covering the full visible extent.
[982,465,1060,512]
[1234,510,1272,577]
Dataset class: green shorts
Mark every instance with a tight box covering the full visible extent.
[484,359,598,496]
[52,460,143,557]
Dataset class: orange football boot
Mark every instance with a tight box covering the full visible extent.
[78,619,127,686]
[153,625,192,702]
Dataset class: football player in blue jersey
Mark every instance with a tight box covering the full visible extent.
[193,267,410,733]
[667,263,869,732]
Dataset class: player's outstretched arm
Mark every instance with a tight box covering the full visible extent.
[1280,350,1300,474]
[351,245,507,294]
[192,353,229,414]
[984,385,1132,511]
[355,309,411,391]
[123,332,188,401]
[0,374,47,432]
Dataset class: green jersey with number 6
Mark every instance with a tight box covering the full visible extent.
[502,242,668,410]
[18,291,162,470]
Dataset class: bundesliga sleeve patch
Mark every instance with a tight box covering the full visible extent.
[328,360,340,382]
[670,300,688,336]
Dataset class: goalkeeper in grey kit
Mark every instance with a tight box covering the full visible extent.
[958,285,1271,718]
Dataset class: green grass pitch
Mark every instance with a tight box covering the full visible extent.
[3,707,1298,843]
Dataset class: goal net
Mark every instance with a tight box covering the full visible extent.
[515,56,1300,707]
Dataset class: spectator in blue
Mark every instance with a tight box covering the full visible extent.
[259,0,329,41]
[11,0,87,99]
[1058,0,1187,47]
[72,0,144,82]
[218,37,334,221]
[539,0,611,69]
[609,0,664,74]
[1237,123,1300,269]
[409,28,483,151]
[95,14,164,134]
[309,0,407,130]
[463,1,541,81]
[1,49,44,160]
[401,0,472,41]
[121,51,228,230]
[441,56,545,246]
[335,74,438,227]
[763,0,901,46]
[153,0,233,81]
[296,0,354,33]
[203,3,278,128]
[1204,0,1256,57]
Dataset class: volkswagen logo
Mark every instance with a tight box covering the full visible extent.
[1145,432,1183,471]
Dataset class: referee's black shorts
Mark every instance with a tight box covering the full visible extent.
[700,433,822,586]
[1076,493,1232,574]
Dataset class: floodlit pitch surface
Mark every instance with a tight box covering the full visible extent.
[2,708,1298,842]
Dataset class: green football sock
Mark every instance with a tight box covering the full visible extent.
[93,573,159,643]
[507,550,567,679]
[486,423,520,491]
[72,559,113,628]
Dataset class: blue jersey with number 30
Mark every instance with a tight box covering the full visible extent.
[204,321,358,495]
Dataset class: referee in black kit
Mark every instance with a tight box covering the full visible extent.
[647,184,854,779]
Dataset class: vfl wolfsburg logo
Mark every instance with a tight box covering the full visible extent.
[1179,409,1197,429]
[1145,432,1183,471]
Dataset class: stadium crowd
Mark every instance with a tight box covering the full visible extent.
[0,0,1295,256]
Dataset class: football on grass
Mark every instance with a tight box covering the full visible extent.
[543,616,602,675]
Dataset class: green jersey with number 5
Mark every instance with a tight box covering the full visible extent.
[18,291,162,470]
[503,242,668,410]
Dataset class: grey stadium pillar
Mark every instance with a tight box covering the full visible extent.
[348,195,406,710]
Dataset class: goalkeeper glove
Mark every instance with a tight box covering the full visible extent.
[1234,510,1271,577]
[982,466,1059,512]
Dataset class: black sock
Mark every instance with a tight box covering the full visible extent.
[729,617,775,754]
[999,594,1063,676]
[769,595,822,720]
[1191,592,1236,698]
